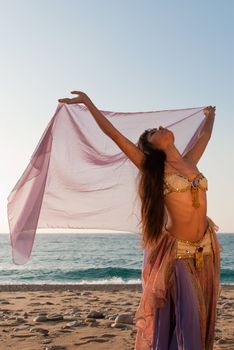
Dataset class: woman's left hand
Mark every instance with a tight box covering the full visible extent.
[203,105,216,117]
[58,91,89,105]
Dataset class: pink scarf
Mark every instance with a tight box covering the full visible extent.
[8,103,206,264]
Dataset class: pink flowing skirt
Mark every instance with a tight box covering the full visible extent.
[134,217,221,350]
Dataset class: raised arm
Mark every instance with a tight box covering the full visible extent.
[58,91,145,170]
[183,106,216,165]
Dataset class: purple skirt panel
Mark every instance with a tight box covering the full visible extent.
[152,260,202,350]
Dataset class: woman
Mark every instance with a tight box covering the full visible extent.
[58,91,221,350]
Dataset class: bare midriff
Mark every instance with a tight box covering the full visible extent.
[164,190,208,242]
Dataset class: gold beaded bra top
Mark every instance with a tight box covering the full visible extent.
[163,172,208,208]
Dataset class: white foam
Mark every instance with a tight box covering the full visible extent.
[0,277,142,285]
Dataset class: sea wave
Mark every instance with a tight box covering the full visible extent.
[220,268,234,283]
[0,267,142,283]
[1,266,234,284]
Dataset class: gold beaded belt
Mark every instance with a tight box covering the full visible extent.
[175,227,212,271]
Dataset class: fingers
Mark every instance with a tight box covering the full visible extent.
[58,98,72,103]
[58,91,87,104]
[203,105,216,117]
[58,98,69,103]
[71,91,82,95]
[204,105,216,111]
[209,106,216,112]
[58,98,76,104]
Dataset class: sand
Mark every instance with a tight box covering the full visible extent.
[0,284,233,350]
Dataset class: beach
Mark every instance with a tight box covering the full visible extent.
[0,284,233,350]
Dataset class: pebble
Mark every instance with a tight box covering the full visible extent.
[108,314,118,320]
[30,327,49,336]
[34,316,48,322]
[47,314,64,321]
[0,300,10,305]
[87,311,105,319]
[111,322,133,329]
[115,313,134,325]
[216,338,227,344]
[34,313,64,322]
[66,320,81,327]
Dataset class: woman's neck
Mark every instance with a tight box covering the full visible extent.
[163,144,182,163]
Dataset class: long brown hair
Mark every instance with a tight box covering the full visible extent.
[137,129,166,253]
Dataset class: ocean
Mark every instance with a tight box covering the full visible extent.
[0,233,233,285]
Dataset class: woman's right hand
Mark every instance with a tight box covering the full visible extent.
[203,105,216,117]
[58,91,89,105]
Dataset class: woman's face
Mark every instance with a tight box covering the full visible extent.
[147,126,174,150]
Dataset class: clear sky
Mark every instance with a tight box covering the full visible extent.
[0,0,233,233]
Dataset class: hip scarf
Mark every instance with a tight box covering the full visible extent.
[176,226,212,271]
[134,217,221,350]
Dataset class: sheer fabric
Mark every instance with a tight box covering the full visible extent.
[7,103,207,264]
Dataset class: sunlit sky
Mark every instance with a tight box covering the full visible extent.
[0,0,233,233]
